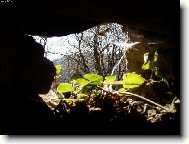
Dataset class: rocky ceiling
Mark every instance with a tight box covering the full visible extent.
[0,0,179,38]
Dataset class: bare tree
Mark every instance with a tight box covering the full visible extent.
[64,23,128,80]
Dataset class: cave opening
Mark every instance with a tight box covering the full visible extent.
[27,22,180,135]
[0,0,180,135]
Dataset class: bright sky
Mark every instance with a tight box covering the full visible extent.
[181,0,189,7]
[33,35,77,61]
[33,23,128,61]
[33,35,139,62]
[45,36,67,60]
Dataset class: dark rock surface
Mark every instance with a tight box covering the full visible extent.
[0,0,179,37]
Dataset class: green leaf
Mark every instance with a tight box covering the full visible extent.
[112,81,125,85]
[142,50,158,71]
[57,83,73,94]
[55,65,62,75]
[104,75,116,85]
[71,73,103,86]
[123,73,145,88]
[142,52,151,70]
[76,78,90,87]
[142,61,150,70]
[84,73,102,81]
[83,73,103,85]
[154,51,158,62]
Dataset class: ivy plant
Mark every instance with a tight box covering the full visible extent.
[142,49,168,85]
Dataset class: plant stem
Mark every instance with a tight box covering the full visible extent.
[97,86,169,112]
[119,91,169,111]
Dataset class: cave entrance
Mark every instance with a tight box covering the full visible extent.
[31,22,180,135]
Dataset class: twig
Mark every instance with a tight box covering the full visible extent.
[119,91,169,111]
[110,42,140,75]
[97,86,169,112]
[111,54,125,75]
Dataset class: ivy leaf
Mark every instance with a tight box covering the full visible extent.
[57,83,73,94]
[142,52,150,70]
[55,65,62,75]
[142,50,158,69]
[83,73,103,85]
[112,81,125,85]
[76,78,90,87]
[142,61,150,70]
[84,73,102,81]
[154,51,158,62]
[104,75,116,85]
[123,73,145,88]
[72,73,103,87]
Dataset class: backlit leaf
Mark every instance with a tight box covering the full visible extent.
[83,73,103,85]
[57,83,73,94]
[154,51,158,62]
[55,65,62,75]
[76,78,90,87]
[104,75,116,85]
[142,61,150,70]
[123,73,145,88]
[112,81,125,85]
